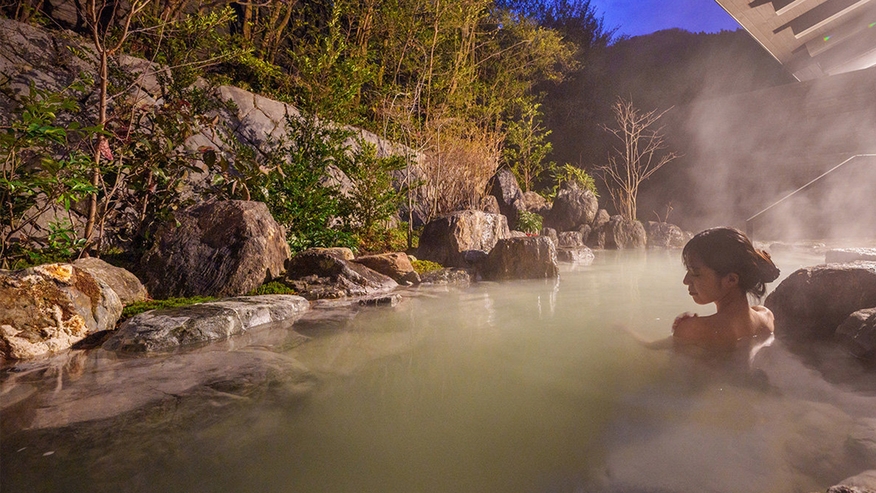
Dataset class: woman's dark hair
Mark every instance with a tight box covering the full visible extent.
[682,227,780,298]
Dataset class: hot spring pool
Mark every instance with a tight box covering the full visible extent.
[2,248,875,492]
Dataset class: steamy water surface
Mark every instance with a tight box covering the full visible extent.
[3,249,876,492]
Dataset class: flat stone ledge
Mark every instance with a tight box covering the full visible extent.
[826,248,876,263]
[102,295,310,353]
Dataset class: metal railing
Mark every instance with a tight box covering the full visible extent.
[745,153,876,238]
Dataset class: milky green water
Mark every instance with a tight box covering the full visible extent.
[3,249,875,493]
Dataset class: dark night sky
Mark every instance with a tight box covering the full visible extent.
[590,0,740,37]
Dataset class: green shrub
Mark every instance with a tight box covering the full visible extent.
[247,281,297,296]
[516,210,543,234]
[543,163,599,201]
[0,80,100,267]
[412,259,443,274]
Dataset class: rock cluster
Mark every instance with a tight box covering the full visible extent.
[766,261,876,363]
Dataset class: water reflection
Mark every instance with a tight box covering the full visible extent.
[2,250,876,493]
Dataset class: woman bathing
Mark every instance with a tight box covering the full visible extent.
[631,227,781,351]
[672,227,781,349]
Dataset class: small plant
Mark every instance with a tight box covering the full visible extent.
[247,281,297,296]
[0,80,100,267]
[549,163,599,197]
[516,210,543,235]
[121,296,217,320]
[412,259,443,274]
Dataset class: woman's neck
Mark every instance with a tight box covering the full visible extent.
[714,289,750,315]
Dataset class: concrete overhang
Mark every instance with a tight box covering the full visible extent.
[716,0,876,80]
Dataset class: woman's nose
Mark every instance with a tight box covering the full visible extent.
[683,273,691,285]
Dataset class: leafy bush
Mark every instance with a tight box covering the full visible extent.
[0,80,100,268]
[516,210,543,234]
[542,163,599,201]
[253,113,357,253]
[412,259,443,274]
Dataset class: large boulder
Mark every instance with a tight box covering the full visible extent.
[488,169,525,227]
[836,308,876,360]
[646,221,687,249]
[416,210,510,268]
[0,264,122,360]
[102,295,309,352]
[765,262,876,341]
[605,216,647,249]
[72,257,148,305]
[828,470,876,493]
[353,252,420,286]
[141,200,290,299]
[481,237,559,280]
[544,185,598,232]
[286,248,398,300]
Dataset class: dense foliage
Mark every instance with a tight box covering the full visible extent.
[0,0,794,267]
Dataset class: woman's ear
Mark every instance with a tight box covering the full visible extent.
[724,272,740,288]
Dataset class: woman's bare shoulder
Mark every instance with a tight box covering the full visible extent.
[672,312,713,343]
[751,305,775,334]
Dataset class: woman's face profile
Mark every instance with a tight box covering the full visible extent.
[683,256,734,305]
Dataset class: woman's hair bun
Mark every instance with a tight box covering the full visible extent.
[756,249,780,283]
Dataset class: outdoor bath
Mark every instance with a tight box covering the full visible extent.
[2,248,876,493]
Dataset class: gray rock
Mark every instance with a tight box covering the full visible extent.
[416,210,510,268]
[482,236,559,280]
[827,248,876,263]
[592,209,611,229]
[541,227,559,246]
[354,252,420,285]
[479,195,501,215]
[286,248,398,300]
[0,264,122,360]
[488,169,525,227]
[765,262,876,341]
[72,257,148,305]
[557,231,584,248]
[646,221,687,249]
[141,200,290,298]
[828,471,876,493]
[521,191,549,214]
[836,308,876,360]
[103,295,310,352]
[586,227,606,250]
[557,247,595,264]
[578,224,592,244]
[544,185,598,232]
[605,216,647,249]
[419,268,472,286]
[358,294,403,307]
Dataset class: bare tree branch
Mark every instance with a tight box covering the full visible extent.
[596,97,678,221]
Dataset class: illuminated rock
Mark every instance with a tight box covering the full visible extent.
[141,200,290,298]
[0,264,122,360]
[482,236,559,280]
[417,210,510,268]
